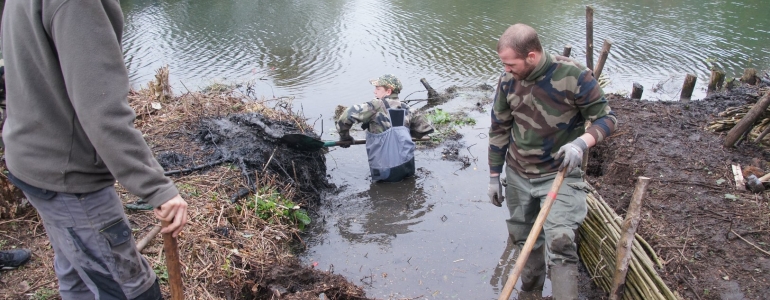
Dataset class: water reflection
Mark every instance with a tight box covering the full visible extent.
[336,177,428,246]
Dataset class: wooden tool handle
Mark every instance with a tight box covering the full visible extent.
[499,169,567,300]
[161,220,184,300]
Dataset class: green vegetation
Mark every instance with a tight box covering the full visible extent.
[153,263,169,283]
[236,186,311,230]
[425,109,477,143]
[426,109,476,126]
[31,288,58,300]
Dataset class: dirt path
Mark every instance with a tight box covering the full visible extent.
[587,85,770,299]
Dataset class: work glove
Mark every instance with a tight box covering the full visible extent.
[555,138,588,173]
[338,132,354,148]
[488,176,504,207]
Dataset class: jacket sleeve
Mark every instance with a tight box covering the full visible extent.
[489,73,513,174]
[336,100,376,136]
[408,110,434,138]
[574,69,617,143]
[49,1,178,208]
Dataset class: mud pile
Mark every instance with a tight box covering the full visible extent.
[191,113,330,203]
[585,82,770,299]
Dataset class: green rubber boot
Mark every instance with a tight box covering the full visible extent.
[549,262,578,300]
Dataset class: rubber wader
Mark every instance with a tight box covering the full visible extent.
[549,262,579,300]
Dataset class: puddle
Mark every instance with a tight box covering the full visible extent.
[300,91,558,299]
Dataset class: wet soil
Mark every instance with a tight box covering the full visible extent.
[585,85,770,299]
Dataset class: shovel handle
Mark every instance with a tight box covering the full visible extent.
[161,220,184,300]
[498,169,567,300]
[328,137,431,148]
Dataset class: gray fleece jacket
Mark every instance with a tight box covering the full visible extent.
[1,0,178,208]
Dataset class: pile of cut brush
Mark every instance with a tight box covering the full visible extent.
[0,67,368,300]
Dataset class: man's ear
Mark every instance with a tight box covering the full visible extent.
[526,52,537,64]
[385,88,393,95]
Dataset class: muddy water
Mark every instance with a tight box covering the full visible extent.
[301,91,551,299]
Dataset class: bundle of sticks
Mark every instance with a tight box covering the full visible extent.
[578,184,678,300]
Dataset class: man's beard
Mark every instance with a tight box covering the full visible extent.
[512,61,536,80]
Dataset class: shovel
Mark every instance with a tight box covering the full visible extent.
[498,168,567,300]
[280,133,430,151]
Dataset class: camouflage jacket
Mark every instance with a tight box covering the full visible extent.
[337,94,434,138]
[489,53,617,178]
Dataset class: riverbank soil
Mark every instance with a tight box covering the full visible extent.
[0,84,367,299]
[586,83,770,299]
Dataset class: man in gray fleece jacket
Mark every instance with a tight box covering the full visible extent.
[2,1,188,299]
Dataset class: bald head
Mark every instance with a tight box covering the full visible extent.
[497,24,542,58]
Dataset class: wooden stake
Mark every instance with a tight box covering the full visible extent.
[162,220,185,300]
[724,92,770,147]
[420,78,440,101]
[741,68,757,85]
[582,121,592,172]
[609,176,650,300]
[680,74,697,101]
[708,69,725,94]
[593,39,612,79]
[562,44,572,57]
[631,83,644,100]
[732,164,746,191]
[586,6,595,70]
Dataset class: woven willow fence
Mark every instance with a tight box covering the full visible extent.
[579,190,678,300]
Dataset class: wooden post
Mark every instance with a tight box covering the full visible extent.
[742,68,758,85]
[593,39,613,79]
[609,176,650,300]
[631,83,644,100]
[586,6,594,70]
[680,74,697,101]
[581,121,591,172]
[562,44,572,57]
[724,92,770,147]
[708,69,726,94]
[420,78,440,101]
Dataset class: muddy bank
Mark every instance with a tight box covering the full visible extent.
[586,83,770,299]
[0,85,367,299]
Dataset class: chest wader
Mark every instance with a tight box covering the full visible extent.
[365,100,415,182]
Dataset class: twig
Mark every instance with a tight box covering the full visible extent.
[263,148,278,173]
[164,158,231,176]
[659,179,724,190]
[731,230,770,256]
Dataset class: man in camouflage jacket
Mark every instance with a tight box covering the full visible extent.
[337,74,434,181]
[487,24,616,300]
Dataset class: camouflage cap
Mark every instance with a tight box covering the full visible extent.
[370,74,402,93]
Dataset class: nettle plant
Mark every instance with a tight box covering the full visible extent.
[237,186,311,230]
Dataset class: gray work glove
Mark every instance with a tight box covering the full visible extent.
[487,176,504,207]
[555,138,588,172]
[338,132,354,148]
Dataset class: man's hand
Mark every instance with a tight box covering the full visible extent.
[487,176,504,207]
[338,132,354,148]
[154,194,188,238]
[555,138,588,173]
